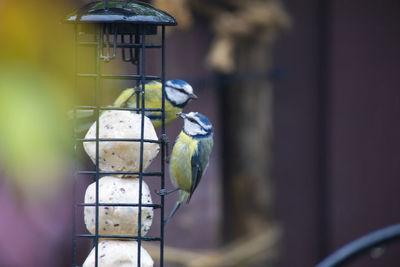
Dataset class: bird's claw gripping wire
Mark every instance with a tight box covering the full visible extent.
[155,188,179,196]
[160,134,170,163]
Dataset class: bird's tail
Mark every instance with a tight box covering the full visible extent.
[164,190,189,225]
[164,202,181,225]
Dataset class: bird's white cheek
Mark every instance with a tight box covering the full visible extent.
[166,87,189,105]
[184,121,206,136]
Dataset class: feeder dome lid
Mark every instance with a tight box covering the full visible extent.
[64,0,177,25]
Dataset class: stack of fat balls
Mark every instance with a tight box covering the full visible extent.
[80,79,214,266]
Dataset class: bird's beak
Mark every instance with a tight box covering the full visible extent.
[189,93,198,100]
[176,112,186,118]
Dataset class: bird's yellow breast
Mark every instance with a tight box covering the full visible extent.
[169,131,198,192]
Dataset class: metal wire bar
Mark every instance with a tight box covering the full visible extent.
[77,73,160,80]
[316,223,400,267]
[121,34,135,63]
[74,106,162,112]
[134,37,142,267]
[135,32,141,88]
[129,34,135,63]
[160,24,166,267]
[77,170,162,176]
[77,203,161,208]
[77,234,161,241]
[79,41,161,49]
[71,22,79,267]
[94,24,102,267]
[100,24,117,61]
[77,138,162,143]
[137,24,147,267]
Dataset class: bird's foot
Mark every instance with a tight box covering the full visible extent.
[160,134,170,163]
[155,188,179,196]
[160,134,169,144]
[134,87,142,94]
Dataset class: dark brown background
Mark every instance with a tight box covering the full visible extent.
[273,0,400,266]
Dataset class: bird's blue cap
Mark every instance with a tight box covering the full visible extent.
[195,112,212,127]
[167,79,189,87]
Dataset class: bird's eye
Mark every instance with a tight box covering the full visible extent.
[188,117,197,123]
[174,87,187,94]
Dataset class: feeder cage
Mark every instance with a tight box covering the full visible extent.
[64,1,176,266]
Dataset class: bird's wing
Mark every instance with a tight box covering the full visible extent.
[142,81,163,121]
[143,81,161,103]
[189,139,214,202]
[189,148,203,203]
[113,81,161,114]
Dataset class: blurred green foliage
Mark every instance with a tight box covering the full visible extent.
[0,0,75,199]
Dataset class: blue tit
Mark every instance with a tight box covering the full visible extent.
[71,79,197,131]
[165,112,214,224]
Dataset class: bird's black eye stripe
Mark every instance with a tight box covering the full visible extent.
[188,117,197,123]
[174,86,188,94]
[188,117,208,130]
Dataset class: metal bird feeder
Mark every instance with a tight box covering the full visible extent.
[64,1,176,266]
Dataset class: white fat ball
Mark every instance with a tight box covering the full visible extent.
[83,110,159,175]
[83,239,153,267]
[84,176,153,236]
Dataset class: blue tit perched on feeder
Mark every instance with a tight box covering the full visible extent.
[113,79,197,128]
[72,79,197,131]
[165,112,214,223]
